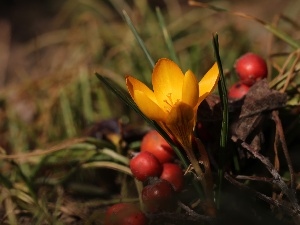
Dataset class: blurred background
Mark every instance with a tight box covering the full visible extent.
[0,0,299,153]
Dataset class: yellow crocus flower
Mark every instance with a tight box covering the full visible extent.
[126,58,219,186]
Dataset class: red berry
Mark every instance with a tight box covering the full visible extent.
[130,151,162,182]
[235,52,267,86]
[104,203,147,225]
[142,178,176,213]
[228,82,250,99]
[160,163,184,192]
[140,130,175,164]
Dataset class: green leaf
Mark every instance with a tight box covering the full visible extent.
[212,33,229,208]
[156,7,179,64]
[122,10,155,68]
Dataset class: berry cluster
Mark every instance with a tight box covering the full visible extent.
[104,130,184,225]
[228,52,268,99]
[131,130,184,210]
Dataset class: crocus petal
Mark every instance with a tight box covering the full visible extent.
[182,70,199,108]
[198,63,219,105]
[152,58,184,108]
[133,90,167,121]
[166,102,194,126]
[165,102,194,149]
[126,75,157,104]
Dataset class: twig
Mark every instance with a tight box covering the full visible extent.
[280,51,300,93]
[231,135,300,215]
[146,202,213,223]
[271,110,295,189]
[235,175,274,183]
[178,201,213,222]
[225,173,299,217]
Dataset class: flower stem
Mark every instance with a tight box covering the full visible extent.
[185,148,205,186]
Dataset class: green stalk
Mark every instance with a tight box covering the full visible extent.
[60,89,76,138]
[79,67,94,123]
[212,34,229,209]
[156,7,179,64]
[122,10,155,68]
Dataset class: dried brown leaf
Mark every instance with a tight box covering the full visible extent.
[231,79,287,151]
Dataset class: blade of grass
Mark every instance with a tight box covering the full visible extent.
[11,161,37,201]
[189,1,300,49]
[101,148,130,165]
[0,173,13,189]
[212,33,229,209]
[122,10,155,68]
[3,188,18,225]
[59,89,76,138]
[7,110,28,152]
[9,188,35,206]
[81,161,132,175]
[96,86,112,119]
[81,160,144,208]
[79,66,94,123]
[156,7,179,64]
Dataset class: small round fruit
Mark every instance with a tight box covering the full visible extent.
[235,52,267,86]
[130,151,162,182]
[142,178,176,213]
[228,82,250,99]
[160,163,184,192]
[104,203,147,225]
[141,130,175,164]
